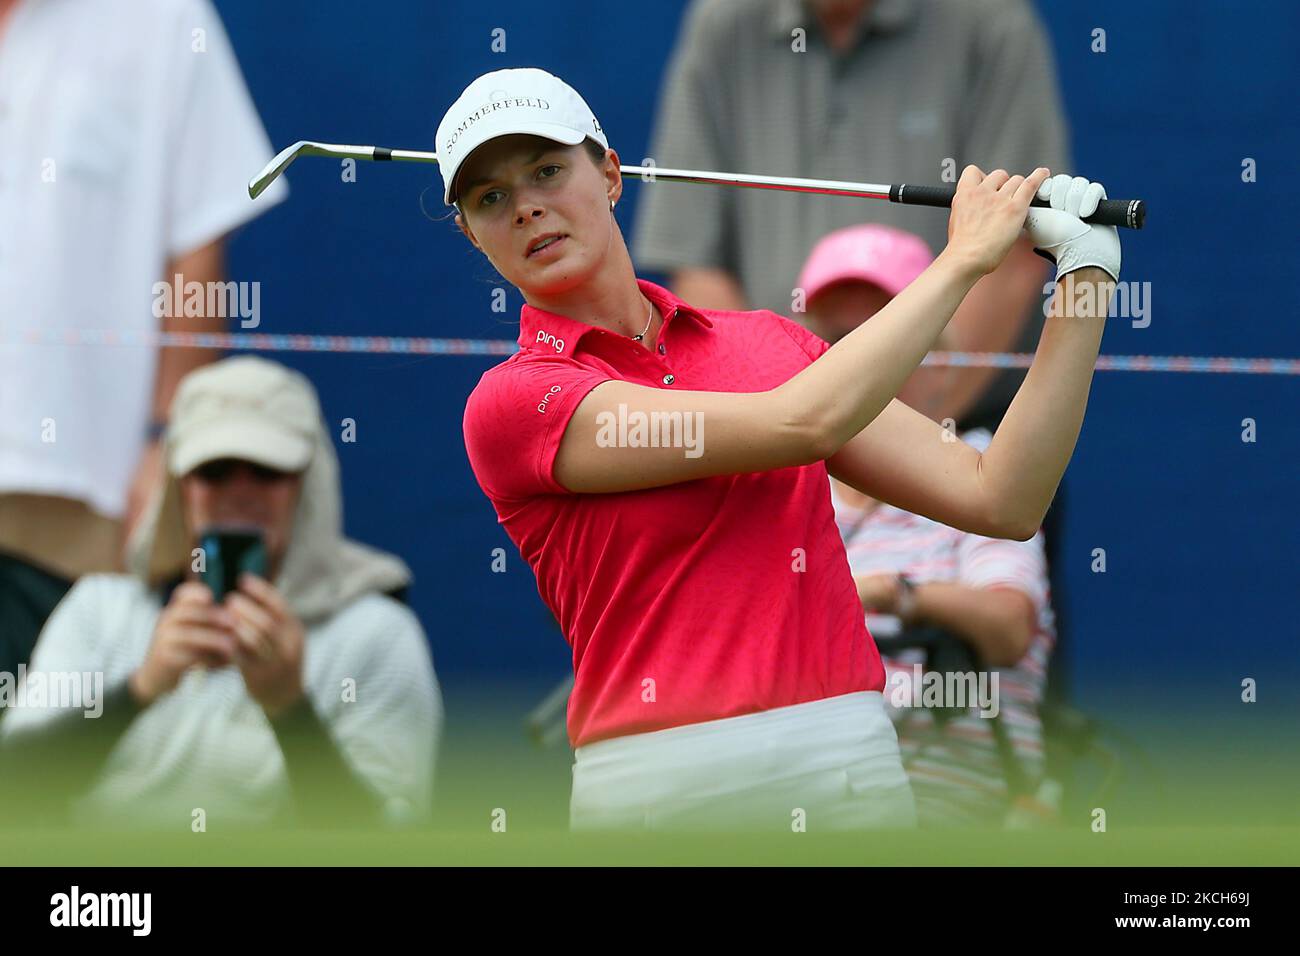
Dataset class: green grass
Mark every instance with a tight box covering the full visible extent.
[2,825,1297,866]
[2,683,1296,865]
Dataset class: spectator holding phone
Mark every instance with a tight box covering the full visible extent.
[0,357,442,828]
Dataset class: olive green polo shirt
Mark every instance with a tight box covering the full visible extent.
[631,0,1070,428]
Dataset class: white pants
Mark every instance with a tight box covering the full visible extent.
[570,691,917,831]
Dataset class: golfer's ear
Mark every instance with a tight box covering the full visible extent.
[604,147,623,207]
[455,211,480,250]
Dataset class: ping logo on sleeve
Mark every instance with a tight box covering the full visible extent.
[535,330,565,353]
[537,384,562,414]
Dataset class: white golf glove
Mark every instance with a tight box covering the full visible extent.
[1023,174,1121,282]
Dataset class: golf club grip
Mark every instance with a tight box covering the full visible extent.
[889,183,1146,230]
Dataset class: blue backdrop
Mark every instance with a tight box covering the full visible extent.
[214,0,1299,712]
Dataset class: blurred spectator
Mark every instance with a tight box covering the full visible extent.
[0,358,441,828]
[801,225,1058,826]
[632,0,1069,432]
[0,0,287,682]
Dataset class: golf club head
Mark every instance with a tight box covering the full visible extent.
[249,140,317,199]
[249,141,441,199]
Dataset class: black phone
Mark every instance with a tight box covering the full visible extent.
[198,527,267,602]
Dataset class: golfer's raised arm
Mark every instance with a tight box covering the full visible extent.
[975,265,1114,532]
[824,173,1122,542]
[826,266,1114,541]
[555,167,1051,494]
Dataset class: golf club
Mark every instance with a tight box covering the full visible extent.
[249,139,1147,229]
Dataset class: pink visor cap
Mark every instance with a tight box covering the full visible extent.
[797,224,934,303]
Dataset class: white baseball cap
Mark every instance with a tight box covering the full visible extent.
[167,357,319,477]
[436,67,609,207]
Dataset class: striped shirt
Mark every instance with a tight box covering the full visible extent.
[830,429,1056,825]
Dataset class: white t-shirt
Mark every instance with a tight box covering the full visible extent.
[0,0,288,517]
[0,574,442,827]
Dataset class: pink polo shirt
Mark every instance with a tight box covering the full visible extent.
[462,278,884,747]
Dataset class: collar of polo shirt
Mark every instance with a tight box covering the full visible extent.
[769,0,919,41]
[517,279,714,357]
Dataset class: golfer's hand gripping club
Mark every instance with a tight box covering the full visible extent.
[1023,174,1122,282]
[889,179,1144,230]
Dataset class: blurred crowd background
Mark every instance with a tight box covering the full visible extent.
[0,0,1296,831]
[218,0,1296,696]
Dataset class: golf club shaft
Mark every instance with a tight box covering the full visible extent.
[625,167,1146,230]
[250,141,1146,229]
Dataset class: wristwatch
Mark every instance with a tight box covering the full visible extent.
[895,574,918,625]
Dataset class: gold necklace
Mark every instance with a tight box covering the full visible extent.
[628,300,654,341]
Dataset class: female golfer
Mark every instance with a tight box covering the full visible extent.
[442,68,1119,830]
